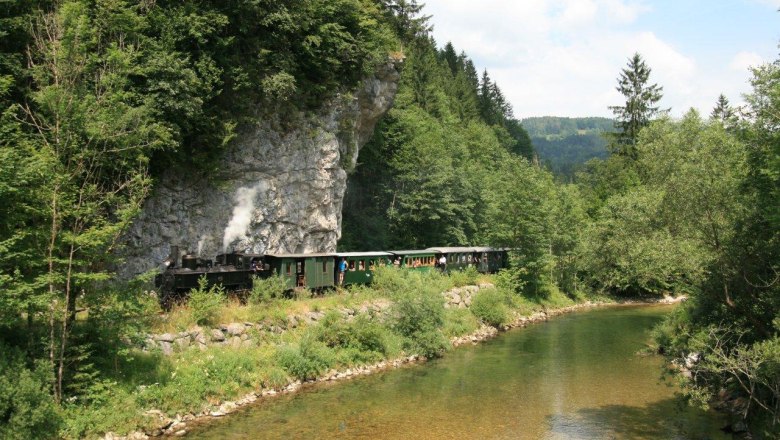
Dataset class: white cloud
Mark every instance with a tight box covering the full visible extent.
[751,0,780,9]
[730,51,766,71]
[422,0,768,118]
[558,0,598,28]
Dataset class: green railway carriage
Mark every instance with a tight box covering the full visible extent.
[387,250,437,272]
[335,252,393,286]
[264,253,336,290]
[427,247,478,272]
[471,247,508,273]
[427,247,508,273]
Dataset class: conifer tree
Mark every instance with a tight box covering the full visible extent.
[710,93,737,128]
[462,56,479,91]
[379,0,430,41]
[441,42,459,76]
[608,53,664,158]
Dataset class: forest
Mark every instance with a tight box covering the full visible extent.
[0,0,778,438]
[522,116,612,181]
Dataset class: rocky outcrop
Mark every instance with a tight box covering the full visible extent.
[119,60,401,279]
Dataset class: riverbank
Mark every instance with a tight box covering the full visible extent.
[96,273,686,439]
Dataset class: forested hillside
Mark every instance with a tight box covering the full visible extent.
[0,1,777,438]
[576,54,779,435]
[0,1,402,437]
[340,38,538,252]
[522,116,613,180]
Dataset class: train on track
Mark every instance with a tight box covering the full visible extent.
[154,246,509,305]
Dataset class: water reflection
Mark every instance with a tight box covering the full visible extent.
[189,306,727,439]
[548,398,724,440]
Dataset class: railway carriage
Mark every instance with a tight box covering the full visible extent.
[264,253,336,290]
[427,247,477,272]
[335,252,393,286]
[387,250,437,271]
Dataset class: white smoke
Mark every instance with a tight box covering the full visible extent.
[222,183,265,253]
[197,236,207,256]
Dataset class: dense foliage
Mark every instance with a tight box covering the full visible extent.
[340,35,538,252]
[0,0,400,436]
[1,0,778,437]
[523,116,613,181]
[577,56,780,433]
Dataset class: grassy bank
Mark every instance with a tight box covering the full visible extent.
[53,267,592,438]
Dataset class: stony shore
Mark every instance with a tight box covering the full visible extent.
[103,292,686,439]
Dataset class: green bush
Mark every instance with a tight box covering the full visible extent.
[391,291,450,358]
[135,347,267,415]
[494,267,527,294]
[261,367,290,390]
[0,346,61,440]
[371,265,450,299]
[249,274,289,303]
[276,335,334,381]
[443,308,479,337]
[449,266,480,287]
[370,265,409,297]
[188,276,226,326]
[470,288,510,327]
[315,313,391,365]
[61,387,144,440]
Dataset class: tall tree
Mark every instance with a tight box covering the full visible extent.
[608,53,664,158]
[711,93,737,128]
[378,0,430,42]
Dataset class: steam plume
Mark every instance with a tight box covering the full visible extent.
[222,183,265,253]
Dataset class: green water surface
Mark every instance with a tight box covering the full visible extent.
[189,305,728,439]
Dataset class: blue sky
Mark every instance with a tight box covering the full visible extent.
[422,0,779,118]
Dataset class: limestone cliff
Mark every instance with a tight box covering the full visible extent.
[120,60,400,279]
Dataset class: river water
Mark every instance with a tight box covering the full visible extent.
[189,305,728,439]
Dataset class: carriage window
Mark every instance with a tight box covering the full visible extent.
[285,263,292,275]
[369,260,375,269]
[297,262,302,273]
[322,260,327,273]
[358,260,365,270]
[349,261,356,271]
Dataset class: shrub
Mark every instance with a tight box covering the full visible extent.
[470,288,510,327]
[494,267,527,294]
[261,367,290,390]
[449,266,479,287]
[443,308,479,337]
[0,346,61,440]
[188,276,225,326]
[371,265,409,297]
[391,291,450,358]
[315,313,391,365]
[276,335,334,381]
[249,274,288,304]
[392,291,445,338]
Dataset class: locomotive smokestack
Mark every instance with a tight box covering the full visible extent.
[163,245,179,268]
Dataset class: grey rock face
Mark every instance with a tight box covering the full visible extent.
[120,61,400,279]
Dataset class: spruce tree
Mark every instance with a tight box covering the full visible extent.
[608,53,664,158]
[441,42,459,76]
[710,93,737,128]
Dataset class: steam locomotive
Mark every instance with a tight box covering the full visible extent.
[154,246,508,305]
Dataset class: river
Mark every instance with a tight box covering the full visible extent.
[189,304,728,439]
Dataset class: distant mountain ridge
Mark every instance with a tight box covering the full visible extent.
[522,116,614,180]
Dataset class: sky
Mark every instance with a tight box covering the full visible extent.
[421,0,780,119]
